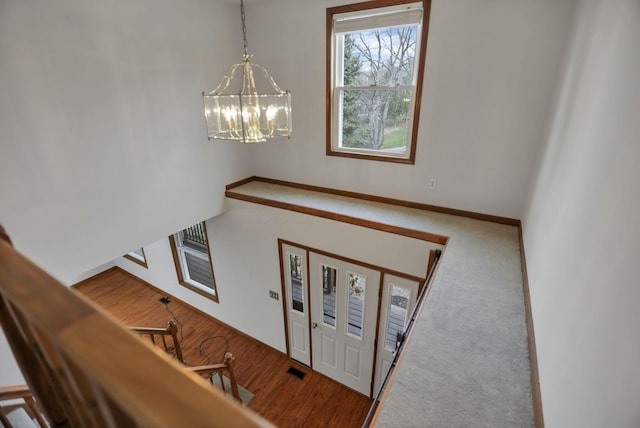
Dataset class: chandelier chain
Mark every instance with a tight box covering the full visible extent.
[241,0,249,57]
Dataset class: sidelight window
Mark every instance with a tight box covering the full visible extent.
[385,284,410,349]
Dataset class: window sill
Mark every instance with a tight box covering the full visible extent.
[326,149,416,164]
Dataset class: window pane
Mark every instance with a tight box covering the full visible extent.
[343,27,418,87]
[170,221,218,302]
[385,284,410,350]
[130,248,144,260]
[322,265,337,327]
[124,247,148,268]
[183,252,214,290]
[339,88,412,153]
[289,253,304,313]
[347,272,366,339]
[328,1,430,163]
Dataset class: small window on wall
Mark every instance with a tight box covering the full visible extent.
[124,248,148,269]
[326,0,431,164]
[169,221,219,302]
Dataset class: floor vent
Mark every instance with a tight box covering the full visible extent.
[287,366,306,380]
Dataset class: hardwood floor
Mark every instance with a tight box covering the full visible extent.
[73,268,372,428]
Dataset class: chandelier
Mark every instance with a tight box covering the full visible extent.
[202,0,292,143]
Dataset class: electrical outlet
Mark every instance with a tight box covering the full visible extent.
[428,178,437,190]
[269,290,279,300]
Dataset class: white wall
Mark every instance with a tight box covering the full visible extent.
[245,0,576,219]
[522,0,640,426]
[0,0,249,388]
[118,199,441,352]
[0,0,594,406]
[0,0,252,284]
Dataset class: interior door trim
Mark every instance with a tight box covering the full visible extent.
[370,272,385,397]
[278,239,427,289]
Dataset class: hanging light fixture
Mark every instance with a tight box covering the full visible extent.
[202,0,292,143]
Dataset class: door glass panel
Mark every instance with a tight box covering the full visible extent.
[385,284,410,350]
[289,253,304,313]
[347,272,366,339]
[322,265,337,327]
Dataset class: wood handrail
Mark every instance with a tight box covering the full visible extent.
[190,364,229,372]
[0,384,31,400]
[190,352,241,402]
[129,326,175,335]
[0,225,11,246]
[0,238,273,427]
[0,384,49,428]
[130,321,241,402]
[129,320,185,364]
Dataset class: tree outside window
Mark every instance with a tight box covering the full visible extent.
[327,1,431,164]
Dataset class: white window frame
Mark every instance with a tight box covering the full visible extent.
[327,0,430,164]
[169,222,219,302]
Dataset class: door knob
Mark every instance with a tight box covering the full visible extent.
[312,322,318,329]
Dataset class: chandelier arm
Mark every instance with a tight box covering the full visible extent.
[250,63,287,94]
[207,63,243,95]
[247,64,258,95]
[241,62,251,95]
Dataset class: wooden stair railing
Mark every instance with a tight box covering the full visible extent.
[0,384,48,427]
[0,232,272,427]
[190,352,241,402]
[129,322,241,402]
[129,321,185,364]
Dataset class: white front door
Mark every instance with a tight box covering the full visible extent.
[282,244,311,366]
[309,252,381,396]
[373,274,419,395]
